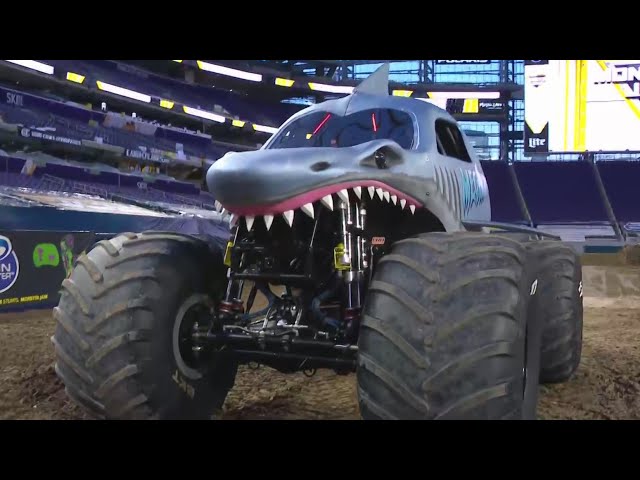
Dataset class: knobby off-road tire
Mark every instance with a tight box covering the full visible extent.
[52,232,238,420]
[526,241,583,384]
[357,232,542,420]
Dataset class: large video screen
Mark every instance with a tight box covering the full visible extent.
[524,60,640,154]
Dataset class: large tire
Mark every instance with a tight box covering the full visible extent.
[526,241,583,384]
[357,232,541,420]
[52,232,238,420]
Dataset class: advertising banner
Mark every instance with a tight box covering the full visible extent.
[0,231,95,311]
[524,60,640,153]
[18,127,83,147]
[524,60,550,154]
[124,148,171,165]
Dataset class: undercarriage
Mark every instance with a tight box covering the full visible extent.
[189,189,429,375]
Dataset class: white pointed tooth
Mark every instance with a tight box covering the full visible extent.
[353,186,362,200]
[391,195,398,205]
[409,205,416,214]
[383,191,390,203]
[376,188,384,200]
[215,200,222,212]
[368,186,375,199]
[337,189,350,204]
[245,216,255,231]
[283,210,295,227]
[221,208,227,216]
[229,214,239,226]
[264,214,274,231]
[400,199,407,209]
[321,194,334,211]
[301,203,314,219]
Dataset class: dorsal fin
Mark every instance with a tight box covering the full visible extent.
[353,63,390,96]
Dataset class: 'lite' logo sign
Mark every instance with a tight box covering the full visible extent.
[528,137,546,149]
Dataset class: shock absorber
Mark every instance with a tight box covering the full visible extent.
[220,224,245,321]
[336,198,367,340]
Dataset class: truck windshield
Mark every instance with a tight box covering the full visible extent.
[268,108,415,150]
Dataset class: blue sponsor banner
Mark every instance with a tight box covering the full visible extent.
[0,230,95,311]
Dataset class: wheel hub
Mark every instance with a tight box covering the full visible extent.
[172,294,214,380]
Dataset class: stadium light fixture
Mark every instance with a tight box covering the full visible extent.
[196,61,262,82]
[252,124,278,134]
[392,90,413,97]
[96,81,151,103]
[6,60,54,75]
[427,91,501,100]
[173,60,183,63]
[275,77,295,87]
[66,72,85,84]
[308,82,354,94]
[160,99,175,109]
[232,119,246,128]
[182,106,226,123]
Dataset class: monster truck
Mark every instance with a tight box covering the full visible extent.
[52,64,583,420]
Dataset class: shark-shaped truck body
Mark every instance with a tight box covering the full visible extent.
[52,65,584,421]
[207,63,490,233]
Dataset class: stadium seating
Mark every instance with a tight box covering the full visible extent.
[0,155,214,210]
[596,160,640,223]
[512,161,610,225]
[479,161,528,223]
[0,98,230,161]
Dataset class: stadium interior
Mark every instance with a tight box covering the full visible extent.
[0,59,637,248]
[1,59,640,421]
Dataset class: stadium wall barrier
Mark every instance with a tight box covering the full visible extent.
[0,220,231,314]
[0,230,96,312]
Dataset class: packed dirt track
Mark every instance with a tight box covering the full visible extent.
[1,253,640,420]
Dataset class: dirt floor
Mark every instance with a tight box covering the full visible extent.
[1,254,639,420]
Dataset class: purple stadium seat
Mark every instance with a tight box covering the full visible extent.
[513,161,609,224]
[480,161,527,223]
[597,161,640,222]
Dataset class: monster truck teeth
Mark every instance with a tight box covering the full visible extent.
[337,189,350,204]
[215,200,222,212]
[321,195,334,211]
[222,182,423,228]
[283,210,295,227]
[264,214,274,231]
[301,203,314,219]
